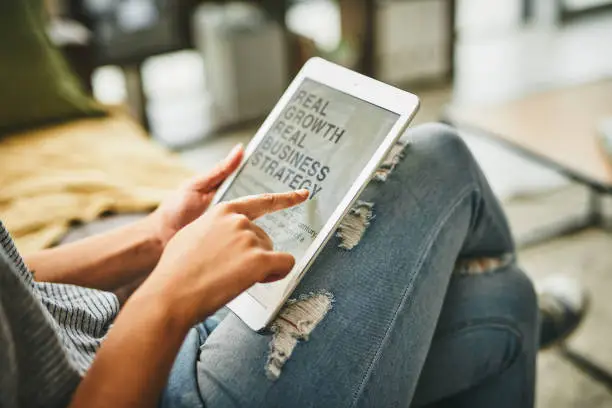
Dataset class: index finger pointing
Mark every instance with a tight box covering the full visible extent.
[227,189,309,219]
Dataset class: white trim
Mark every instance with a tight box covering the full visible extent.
[212,58,420,331]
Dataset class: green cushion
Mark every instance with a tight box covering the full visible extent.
[0,0,105,134]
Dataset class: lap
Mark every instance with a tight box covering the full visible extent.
[162,266,535,408]
[161,123,535,408]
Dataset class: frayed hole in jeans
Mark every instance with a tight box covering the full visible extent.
[454,254,514,275]
[373,141,407,182]
[265,291,334,380]
[336,201,374,250]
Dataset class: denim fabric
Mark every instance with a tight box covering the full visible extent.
[162,123,538,408]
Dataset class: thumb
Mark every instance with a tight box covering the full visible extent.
[260,252,296,283]
[189,144,244,192]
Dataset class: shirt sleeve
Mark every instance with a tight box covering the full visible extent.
[0,248,80,408]
[0,286,19,408]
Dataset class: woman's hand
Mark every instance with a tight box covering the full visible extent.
[149,144,244,248]
[134,190,309,326]
[69,190,308,408]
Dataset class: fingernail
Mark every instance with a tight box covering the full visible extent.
[229,143,243,156]
[296,189,310,199]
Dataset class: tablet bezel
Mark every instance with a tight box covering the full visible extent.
[211,57,420,331]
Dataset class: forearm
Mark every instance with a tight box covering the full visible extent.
[69,291,192,408]
[66,189,305,407]
[25,218,162,291]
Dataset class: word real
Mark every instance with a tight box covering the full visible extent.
[274,90,346,145]
[248,90,346,199]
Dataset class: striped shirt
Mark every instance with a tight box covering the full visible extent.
[0,221,119,407]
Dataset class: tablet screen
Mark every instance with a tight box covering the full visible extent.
[219,78,399,306]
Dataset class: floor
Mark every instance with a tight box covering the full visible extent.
[92,1,612,405]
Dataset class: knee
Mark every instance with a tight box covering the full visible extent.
[511,268,539,337]
[498,267,539,337]
[409,123,472,161]
[488,268,539,370]
[400,123,479,184]
[459,266,539,350]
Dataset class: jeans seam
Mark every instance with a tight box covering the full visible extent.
[431,318,524,373]
[432,317,524,342]
[424,321,525,404]
[350,183,476,408]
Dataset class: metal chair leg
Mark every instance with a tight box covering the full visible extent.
[559,345,612,393]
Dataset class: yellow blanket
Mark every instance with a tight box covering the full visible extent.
[0,112,194,254]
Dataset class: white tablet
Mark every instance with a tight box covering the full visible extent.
[211,58,419,331]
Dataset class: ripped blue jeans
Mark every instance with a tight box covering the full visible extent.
[161,123,538,408]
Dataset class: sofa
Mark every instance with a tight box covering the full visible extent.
[0,0,193,254]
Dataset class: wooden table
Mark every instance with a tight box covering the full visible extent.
[445,80,612,246]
